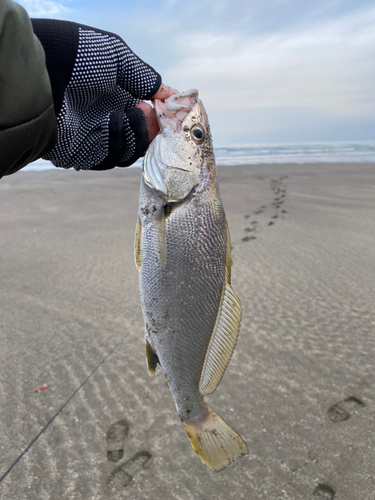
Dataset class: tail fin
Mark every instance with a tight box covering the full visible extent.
[182,405,248,472]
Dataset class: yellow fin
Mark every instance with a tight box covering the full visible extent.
[199,221,240,395]
[199,278,242,395]
[145,339,160,377]
[183,405,248,472]
[135,217,142,270]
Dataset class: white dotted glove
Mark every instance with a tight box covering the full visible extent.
[31,19,162,170]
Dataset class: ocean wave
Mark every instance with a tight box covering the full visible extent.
[22,141,375,172]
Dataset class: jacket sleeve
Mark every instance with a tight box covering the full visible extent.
[0,0,57,178]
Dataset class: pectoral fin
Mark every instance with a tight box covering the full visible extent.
[135,217,142,270]
[145,339,160,377]
[154,205,166,268]
[199,229,242,395]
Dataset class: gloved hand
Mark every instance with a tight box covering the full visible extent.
[31,19,174,170]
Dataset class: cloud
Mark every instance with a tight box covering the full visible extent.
[162,6,375,119]
[18,0,71,16]
[16,0,375,142]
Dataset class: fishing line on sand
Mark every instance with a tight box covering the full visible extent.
[0,339,124,484]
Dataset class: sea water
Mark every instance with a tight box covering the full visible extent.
[23,141,375,172]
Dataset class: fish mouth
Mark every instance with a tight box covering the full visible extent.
[153,89,199,132]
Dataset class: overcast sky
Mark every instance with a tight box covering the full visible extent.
[19,0,375,145]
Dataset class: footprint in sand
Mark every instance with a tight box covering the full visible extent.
[241,176,288,240]
[312,483,336,499]
[105,419,152,491]
[106,451,152,492]
[242,235,256,242]
[269,176,288,225]
[327,396,365,423]
[106,420,129,462]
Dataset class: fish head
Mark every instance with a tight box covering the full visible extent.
[143,89,213,203]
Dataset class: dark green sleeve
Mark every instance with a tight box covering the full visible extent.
[0,0,57,178]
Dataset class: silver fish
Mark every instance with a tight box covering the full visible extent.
[135,89,248,471]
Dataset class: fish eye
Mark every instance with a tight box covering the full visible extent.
[191,125,205,143]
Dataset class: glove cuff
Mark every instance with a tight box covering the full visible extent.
[31,19,78,116]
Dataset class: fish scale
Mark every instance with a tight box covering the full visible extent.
[140,186,224,392]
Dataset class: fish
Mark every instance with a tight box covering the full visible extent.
[135,89,248,471]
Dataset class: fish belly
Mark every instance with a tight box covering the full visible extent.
[138,179,226,419]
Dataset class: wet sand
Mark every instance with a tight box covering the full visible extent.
[0,162,374,499]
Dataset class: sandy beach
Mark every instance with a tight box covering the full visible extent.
[0,162,374,499]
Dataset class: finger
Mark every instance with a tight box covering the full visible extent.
[135,103,160,144]
[114,36,162,100]
[151,83,180,101]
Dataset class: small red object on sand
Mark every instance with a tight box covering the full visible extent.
[34,384,48,393]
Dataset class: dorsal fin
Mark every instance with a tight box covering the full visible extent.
[145,339,160,377]
[199,221,242,395]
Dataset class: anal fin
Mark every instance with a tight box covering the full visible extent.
[145,339,160,377]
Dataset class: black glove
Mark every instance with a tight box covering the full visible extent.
[31,19,162,170]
